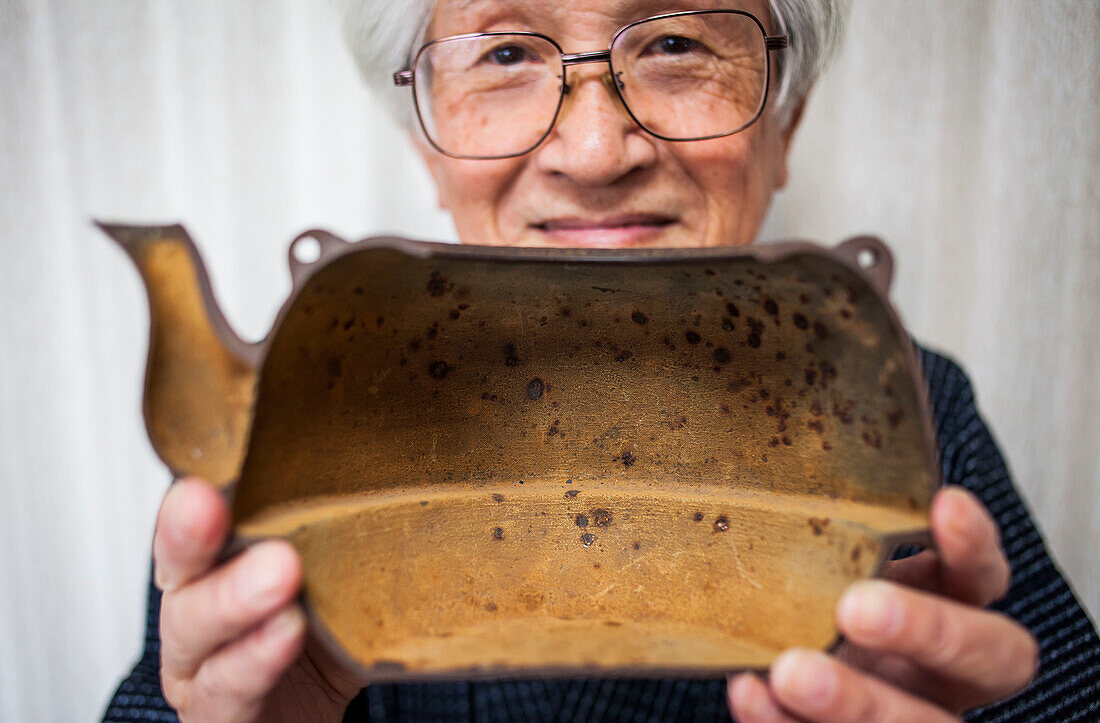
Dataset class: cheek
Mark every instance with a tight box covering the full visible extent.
[673,125,784,245]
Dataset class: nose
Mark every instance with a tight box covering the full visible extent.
[532,67,658,187]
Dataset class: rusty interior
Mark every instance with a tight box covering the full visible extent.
[104,224,938,682]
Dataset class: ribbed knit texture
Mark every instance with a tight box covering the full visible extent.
[103,345,1100,722]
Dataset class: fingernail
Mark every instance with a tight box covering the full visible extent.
[941,487,981,540]
[839,580,902,639]
[263,606,305,645]
[772,649,836,708]
[239,543,290,608]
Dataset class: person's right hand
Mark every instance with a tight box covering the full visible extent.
[153,477,366,722]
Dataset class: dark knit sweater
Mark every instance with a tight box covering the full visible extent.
[103,345,1100,722]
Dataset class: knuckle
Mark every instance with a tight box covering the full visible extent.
[923,606,962,669]
[160,668,190,713]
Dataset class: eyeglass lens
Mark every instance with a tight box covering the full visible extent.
[413,11,768,159]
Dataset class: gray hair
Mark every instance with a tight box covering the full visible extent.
[334,0,849,132]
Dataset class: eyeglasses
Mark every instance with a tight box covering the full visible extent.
[394,10,789,160]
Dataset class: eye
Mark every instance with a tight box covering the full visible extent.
[482,43,530,65]
[646,35,703,55]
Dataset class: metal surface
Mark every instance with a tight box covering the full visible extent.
[101,223,939,682]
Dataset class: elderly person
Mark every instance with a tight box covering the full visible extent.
[105,1,1100,721]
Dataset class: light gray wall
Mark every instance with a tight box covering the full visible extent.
[0,1,1096,719]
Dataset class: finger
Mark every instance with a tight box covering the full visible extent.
[153,477,231,592]
[160,540,302,680]
[770,649,957,723]
[727,673,801,722]
[837,580,1038,703]
[187,603,307,722]
[879,550,940,594]
[930,487,1011,606]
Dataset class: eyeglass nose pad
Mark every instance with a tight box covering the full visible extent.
[551,68,634,134]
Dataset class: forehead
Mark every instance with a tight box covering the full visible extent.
[431,0,775,39]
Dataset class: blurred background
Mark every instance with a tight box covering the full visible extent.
[1,0,1097,719]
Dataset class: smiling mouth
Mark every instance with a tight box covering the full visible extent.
[532,215,677,247]
[535,215,676,232]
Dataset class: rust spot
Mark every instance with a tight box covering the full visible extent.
[792,312,809,330]
[685,331,701,344]
[631,311,648,324]
[769,437,780,447]
[782,435,792,446]
[419,500,428,506]
[565,489,580,498]
[492,493,504,503]
[851,545,862,562]
[746,333,762,348]
[526,378,544,400]
[813,321,829,340]
[581,532,597,548]
[427,271,452,297]
[575,514,589,528]
[713,347,731,364]
[603,620,623,627]
[326,357,342,378]
[713,516,730,533]
[503,343,520,366]
[726,302,740,317]
[887,408,905,428]
[448,309,461,320]
[810,401,824,416]
[763,298,778,315]
[721,318,735,332]
[484,601,498,612]
[615,349,633,362]
[822,440,833,451]
[808,517,830,535]
[776,351,787,361]
[592,509,613,527]
[428,361,452,379]
[692,512,705,522]
[548,419,561,437]
[807,419,824,433]
[521,591,545,611]
[819,361,837,386]
[354,285,365,295]
[862,429,883,449]
[632,540,641,550]
[833,399,856,425]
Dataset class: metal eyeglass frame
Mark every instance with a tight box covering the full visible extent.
[393,9,790,161]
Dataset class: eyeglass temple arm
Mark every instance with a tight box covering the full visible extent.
[766,35,789,50]
[394,70,414,87]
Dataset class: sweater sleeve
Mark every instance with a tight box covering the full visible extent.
[101,568,179,722]
[916,346,1100,722]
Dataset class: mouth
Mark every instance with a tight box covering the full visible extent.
[532,215,678,248]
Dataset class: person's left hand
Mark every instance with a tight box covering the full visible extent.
[726,486,1039,721]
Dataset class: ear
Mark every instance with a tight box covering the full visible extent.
[774,92,809,190]
[409,130,450,211]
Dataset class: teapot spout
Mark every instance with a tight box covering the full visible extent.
[99,222,258,488]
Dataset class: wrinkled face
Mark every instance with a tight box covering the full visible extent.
[414,0,800,249]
